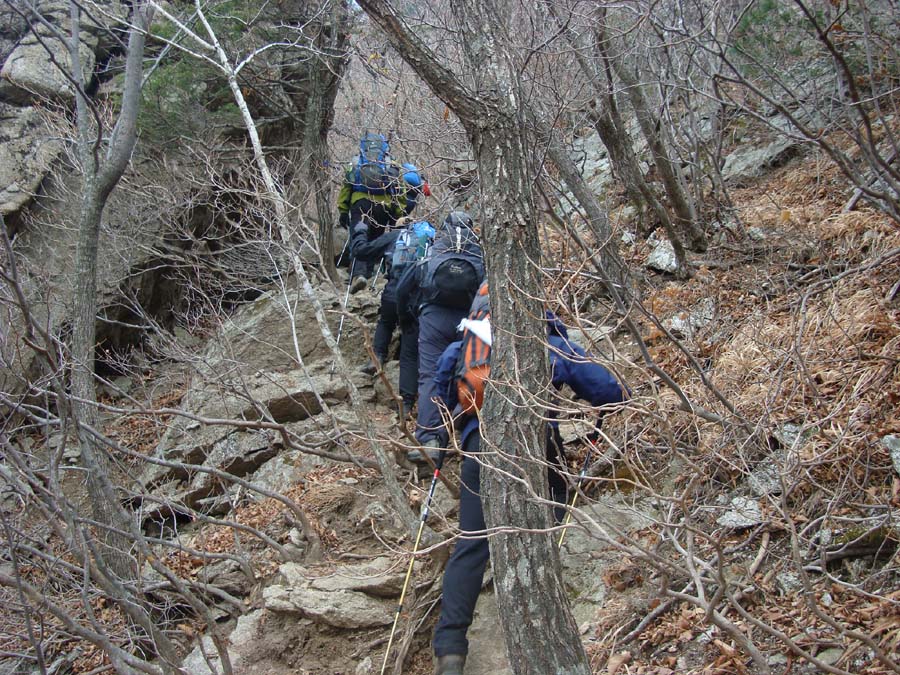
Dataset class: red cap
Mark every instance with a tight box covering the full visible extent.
[422,182,431,197]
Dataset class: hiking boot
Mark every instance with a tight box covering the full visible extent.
[434,654,465,675]
[361,355,384,376]
[399,399,415,421]
[407,439,442,464]
[349,276,367,294]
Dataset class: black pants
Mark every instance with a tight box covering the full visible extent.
[432,426,568,657]
[373,295,419,403]
[350,199,395,277]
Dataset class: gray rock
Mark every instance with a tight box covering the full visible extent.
[666,298,716,340]
[204,285,379,377]
[767,654,789,667]
[717,497,764,529]
[465,590,512,675]
[263,583,394,629]
[748,461,783,497]
[562,498,658,625]
[646,235,679,274]
[355,657,374,675]
[882,434,900,475]
[181,430,278,509]
[197,558,253,597]
[776,571,803,594]
[817,648,844,666]
[747,226,767,241]
[722,137,798,182]
[773,423,805,450]
[372,359,402,406]
[180,635,220,675]
[246,451,310,499]
[280,558,406,597]
[180,609,266,675]
[0,35,96,104]
[0,103,62,216]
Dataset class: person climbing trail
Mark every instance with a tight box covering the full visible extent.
[337,132,407,290]
[427,284,627,675]
[350,218,436,420]
[393,211,485,461]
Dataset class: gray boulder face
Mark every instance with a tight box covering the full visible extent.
[263,558,404,629]
[0,3,28,66]
[1,165,175,400]
[0,34,97,105]
[722,137,799,182]
[0,102,61,215]
[646,231,679,274]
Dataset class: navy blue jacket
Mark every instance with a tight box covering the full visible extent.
[349,225,401,299]
[433,327,626,447]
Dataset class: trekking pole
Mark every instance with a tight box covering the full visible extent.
[336,226,352,267]
[380,450,446,675]
[371,258,384,290]
[558,440,596,548]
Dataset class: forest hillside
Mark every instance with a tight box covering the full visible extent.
[1,1,898,675]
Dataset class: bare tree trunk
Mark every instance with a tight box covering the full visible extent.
[357,1,591,672]
[546,5,690,277]
[613,61,708,251]
[68,0,150,584]
[300,0,350,282]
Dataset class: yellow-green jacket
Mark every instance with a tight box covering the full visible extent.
[337,164,407,219]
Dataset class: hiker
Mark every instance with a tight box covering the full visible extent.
[351,218,436,420]
[428,286,627,675]
[401,163,431,216]
[394,211,485,458]
[337,133,407,287]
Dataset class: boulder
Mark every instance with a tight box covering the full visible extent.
[465,590,512,675]
[717,496,765,529]
[181,429,279,509]
[882,434,900,476]
[204,282,380,377]
[263,558,414,628]
[666,298,716,341]
[0,34,97,105]
[284,557,406,597]
[646,233,679,274]
[0,103,62,216]
[263,584,394,629]
[722,137,799,182]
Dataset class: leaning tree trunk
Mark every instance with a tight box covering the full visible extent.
[613,61,708,252]
[357,0,592,671]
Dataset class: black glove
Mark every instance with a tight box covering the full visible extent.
[339,212,350,229]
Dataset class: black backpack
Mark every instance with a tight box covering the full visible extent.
[420,226,485,310]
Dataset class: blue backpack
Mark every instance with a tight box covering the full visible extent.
[352,133,400,195]
[392,221,435,273]
[420,226,485,310]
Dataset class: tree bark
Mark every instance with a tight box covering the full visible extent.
[357,1,591,672]
[612,61,708,252]
[69,0,150,584]
[300,0,350,282]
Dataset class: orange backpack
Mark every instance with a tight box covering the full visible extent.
[456,283,491,413]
